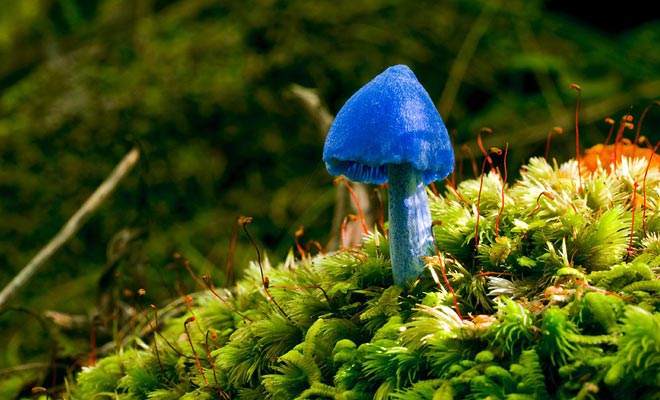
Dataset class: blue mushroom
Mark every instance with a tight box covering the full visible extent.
[323,65,454,286]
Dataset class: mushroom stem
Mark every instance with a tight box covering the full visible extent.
[387,163,434,285]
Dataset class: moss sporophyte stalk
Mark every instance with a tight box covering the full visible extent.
[70,66,660,399]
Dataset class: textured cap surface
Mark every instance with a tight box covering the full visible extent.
[323,65,454,184]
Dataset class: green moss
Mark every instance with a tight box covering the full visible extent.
[70,156,660,399]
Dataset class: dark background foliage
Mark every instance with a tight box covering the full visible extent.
[0,0,658,397]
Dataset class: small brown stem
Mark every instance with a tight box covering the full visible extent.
[570,83,583,191]
[240,217,291,320]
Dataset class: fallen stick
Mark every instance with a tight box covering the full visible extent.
[287,84,374,251]
[0,147,140,310]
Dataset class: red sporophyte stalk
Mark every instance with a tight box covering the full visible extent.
[202,275,252,322]
[293,230,325,259]
[294,225,306,259]
[570,83,583,191]
[634,100,660,144]
[573,279,631,302]
[477,127,495,172]
[569,247,579,268]
[494,143,509,238]
[475,146,502,251]
[333,177,369,235]
[204,330,225,397]
[183,317,204,375]
[603,117,616,145]
[544,127,563,160]
[176,260,217,334]
[609,114,635,168]
[183,295,205,336]
[460,143,479,180]
[429,181,439,197]
[136,289,189,366]
[530,192,555,217]
[429,220,463,320]
[444,177,468,205]
[627,182,639,260]
[177,248,252,322]
[184,317,229,399]
[613,114,634,146]
[637,135,653,149]
[240,216,291,320]
[341,214,358,250]
[88,318,97,366]
[183,259,209,293]
[473,127,496,251]
[306,240,325,255]
[582,104,660,174]
[148,309,170,382]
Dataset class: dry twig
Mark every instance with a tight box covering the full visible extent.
[0,147,140,309]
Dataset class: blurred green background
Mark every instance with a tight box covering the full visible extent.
[0,0,659,397]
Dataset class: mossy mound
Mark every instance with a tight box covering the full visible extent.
[70,156,660,399]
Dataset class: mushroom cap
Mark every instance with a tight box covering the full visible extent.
[323,64,454,184]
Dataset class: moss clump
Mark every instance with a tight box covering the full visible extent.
[70,155,660,399]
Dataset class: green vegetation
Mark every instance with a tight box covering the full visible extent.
[69,154,660,398]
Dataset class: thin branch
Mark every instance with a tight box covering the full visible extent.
[0,147,140,310]
[287,84,334,135]
[288,84,378,251]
